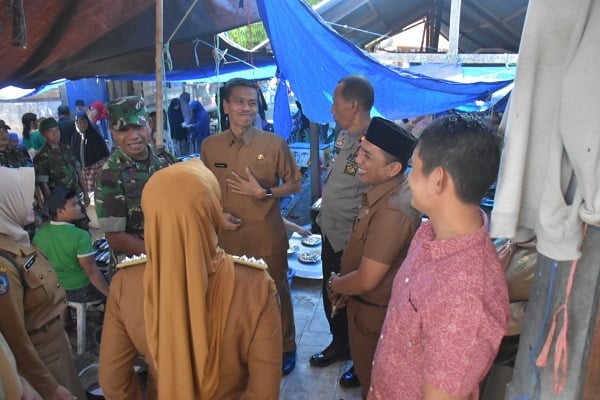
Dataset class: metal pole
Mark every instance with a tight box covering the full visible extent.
[155,0,164,148]
[448,0,462,63]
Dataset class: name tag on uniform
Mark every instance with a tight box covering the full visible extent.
[214,162,228,168]
[23,254,36,271]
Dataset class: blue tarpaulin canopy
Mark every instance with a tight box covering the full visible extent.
[1,0,516,135]
[257,0,514,124]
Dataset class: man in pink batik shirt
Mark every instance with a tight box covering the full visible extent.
[369,113,510,400]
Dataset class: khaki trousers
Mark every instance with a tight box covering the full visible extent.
[264,252,296,353]
[347,298,387,399]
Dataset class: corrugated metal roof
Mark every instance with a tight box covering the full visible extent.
[318,0,528,53]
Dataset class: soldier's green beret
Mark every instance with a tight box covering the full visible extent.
[39,117,58,134]
[106,96,148,131]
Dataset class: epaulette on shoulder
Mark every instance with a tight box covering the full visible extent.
[117,254,147,269]
[232,255,268,270]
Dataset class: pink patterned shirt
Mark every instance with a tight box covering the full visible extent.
[369,213,510,400]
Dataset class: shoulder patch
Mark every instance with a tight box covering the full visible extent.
[0,274,9,295]
[117,254,147,269]
[232,255,268,270]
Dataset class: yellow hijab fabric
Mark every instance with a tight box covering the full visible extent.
[142,159,235,399]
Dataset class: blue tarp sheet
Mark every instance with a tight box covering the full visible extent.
[65,78,109,110]
[257,0,514,124]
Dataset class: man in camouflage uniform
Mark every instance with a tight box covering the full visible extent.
[0,120,29,168]
[33,118,87,203]
[95,96,176,257]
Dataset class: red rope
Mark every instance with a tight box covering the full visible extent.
[536,223,589,395]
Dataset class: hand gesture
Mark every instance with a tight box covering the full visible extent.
[295,226,312,237]
[227,167,264,198]
[222,212,242,231]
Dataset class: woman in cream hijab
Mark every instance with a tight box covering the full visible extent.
[142,159,282,399]
[0,166,85,400]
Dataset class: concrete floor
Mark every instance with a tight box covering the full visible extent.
[281,277,362,400]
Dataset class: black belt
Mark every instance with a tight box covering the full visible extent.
[351,295,387,308]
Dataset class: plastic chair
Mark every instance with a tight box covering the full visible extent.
[67,300,104,355]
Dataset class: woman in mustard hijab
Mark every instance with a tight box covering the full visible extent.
[142,159,282,399]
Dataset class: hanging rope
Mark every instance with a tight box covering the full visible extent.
[327,21,393,40]
[166,0,200,44]
[163,42,173,72]
[245,0,253,65]
[194,38,259,69]
[161,0,200,73]
[214,34,222,130]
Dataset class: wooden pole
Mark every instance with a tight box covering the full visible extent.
[155,0,164,148]
[309,121,321,203]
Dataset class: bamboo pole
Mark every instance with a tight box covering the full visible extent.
[155,0,164,148]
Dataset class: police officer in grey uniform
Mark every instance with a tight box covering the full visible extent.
[310,75,373,387]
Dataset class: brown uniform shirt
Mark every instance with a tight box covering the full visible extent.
[215,263,283,399]
[201,128,302,258]
[340,175,421,306]
[99,261,282,400]
[0,235,71,398]
[99,263,156,400]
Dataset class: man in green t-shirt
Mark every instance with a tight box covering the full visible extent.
[33,188,109,302]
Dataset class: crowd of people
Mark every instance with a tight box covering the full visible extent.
[0,76,510,399]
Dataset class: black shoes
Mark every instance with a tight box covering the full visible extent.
[283,351,296,376]
[309,342,351,367]
[339,365,360,388]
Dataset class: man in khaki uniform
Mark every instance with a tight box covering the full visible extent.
[201,78,302,375]
[0,166,85,400]
[328,117,421,398]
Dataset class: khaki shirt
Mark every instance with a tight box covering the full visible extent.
[318,128,369,252]
[99,263,156,400]
[201,128,302,257]
[215,263,282,399]
[0,235,67,398]
[340,175,421,306]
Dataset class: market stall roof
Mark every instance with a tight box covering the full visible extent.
[0,0,267,89]
[319,0,527,53]
[0,0,527,89]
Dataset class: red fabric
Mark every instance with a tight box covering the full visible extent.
[369,213,510,400]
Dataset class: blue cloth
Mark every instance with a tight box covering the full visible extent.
[257,0,513,123]
[274,74,293,141]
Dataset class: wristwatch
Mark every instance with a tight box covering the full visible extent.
[265,187,273,198]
